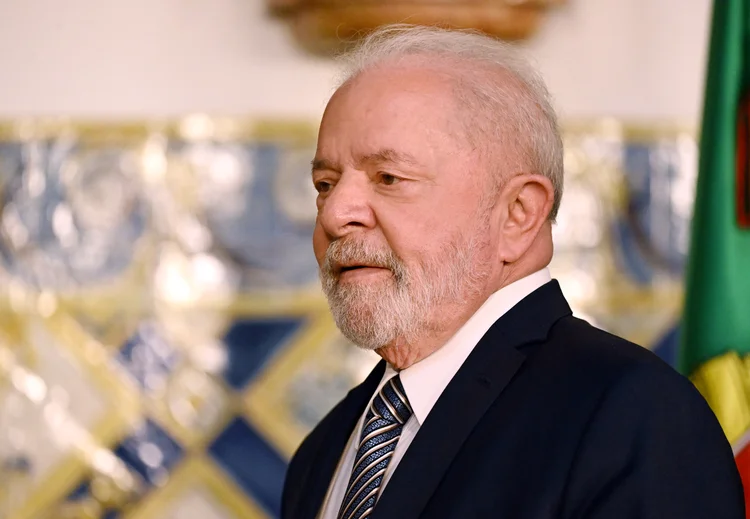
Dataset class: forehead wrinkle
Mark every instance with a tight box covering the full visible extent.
[355,148,422,168]
[319,63,482,180]
[311,148,421,176]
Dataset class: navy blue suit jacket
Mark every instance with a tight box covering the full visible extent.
[282,281,744,518]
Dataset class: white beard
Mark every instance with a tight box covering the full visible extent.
[320,231,491,350]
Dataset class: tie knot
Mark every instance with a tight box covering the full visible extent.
[370,375,413,425]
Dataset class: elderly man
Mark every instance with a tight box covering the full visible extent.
[282,25,744,519]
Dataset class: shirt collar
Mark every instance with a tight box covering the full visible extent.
[382,268,552,425]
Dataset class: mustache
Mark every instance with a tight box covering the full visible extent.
[321,239,406,280]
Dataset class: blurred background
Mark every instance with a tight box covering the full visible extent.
[0,0,711,517]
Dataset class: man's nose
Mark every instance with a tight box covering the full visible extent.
[317,173,376,239]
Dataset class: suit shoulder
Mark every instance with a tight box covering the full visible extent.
[551,325,743,518]
[546,315,676,375]
[535,316,729,460]
[536,315,702,403]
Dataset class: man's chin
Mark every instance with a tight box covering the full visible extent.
[338,323,392,352]
[329,306,394,349]
[330,305,378,330]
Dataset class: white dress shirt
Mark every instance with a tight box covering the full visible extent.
[317,268,552,519]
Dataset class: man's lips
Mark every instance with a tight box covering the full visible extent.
[335,264,389,275]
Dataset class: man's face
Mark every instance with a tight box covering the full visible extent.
[312,65,496,349]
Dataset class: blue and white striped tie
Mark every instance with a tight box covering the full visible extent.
[337,375,413,519]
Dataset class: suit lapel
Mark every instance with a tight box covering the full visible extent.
[298,359,386,519]
[372,281,572,519]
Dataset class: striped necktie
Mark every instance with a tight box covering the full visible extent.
[337,374,413,519]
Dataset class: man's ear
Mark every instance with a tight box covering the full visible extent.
[493,174,555,263]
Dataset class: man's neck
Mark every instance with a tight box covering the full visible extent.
[375,293,491,370]
[375,263,550,370]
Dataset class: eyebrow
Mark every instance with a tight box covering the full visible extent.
[311,157,339,173]
[311,148,421,174]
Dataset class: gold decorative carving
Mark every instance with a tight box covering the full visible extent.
[268,0,566,53]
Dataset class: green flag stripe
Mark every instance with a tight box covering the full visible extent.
[679,0,750,375]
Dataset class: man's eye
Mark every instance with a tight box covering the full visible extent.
[315,181,332,193]
[380,173,400,186]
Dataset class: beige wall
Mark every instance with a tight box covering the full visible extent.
[0,0,710,122]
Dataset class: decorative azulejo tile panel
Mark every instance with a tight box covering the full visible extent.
[0,119,693,518]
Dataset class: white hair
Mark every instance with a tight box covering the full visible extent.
[335,24,564,221]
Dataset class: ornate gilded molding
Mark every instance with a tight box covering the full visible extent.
[268,0,566,53]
